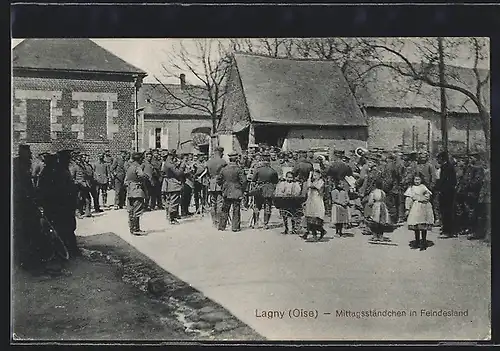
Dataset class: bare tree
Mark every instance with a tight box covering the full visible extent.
[229,38,298,58]
[367,37,491,157]
[294,38,379,95]
[154,39,231,142]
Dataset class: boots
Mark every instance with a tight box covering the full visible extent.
[413,230,420,249]
[132,218,146,236]
[263,212,271,230]
[252,212,260,229]
[318,226,326,240]
[128,218,134,234]
[420,230,427,251]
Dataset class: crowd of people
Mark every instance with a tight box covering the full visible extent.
[13,141,490,271]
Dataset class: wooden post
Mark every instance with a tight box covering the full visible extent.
[438,37,448,152]
[412,126,416,150]
[415,130,419,152]
[466,118,470,155]
[427,121,431,154]
[402,130,406,150]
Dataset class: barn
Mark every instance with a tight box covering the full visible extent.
[12,39,147,158]
[344,62,490,154]
[217,53,368,153]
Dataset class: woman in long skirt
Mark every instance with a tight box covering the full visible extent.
[366,179,391,241]
[302,169,326,241]
[331,180,350,236]
[404,174,434,250]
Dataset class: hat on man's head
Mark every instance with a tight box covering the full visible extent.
[215,146,224,153]
[132,152,144,161]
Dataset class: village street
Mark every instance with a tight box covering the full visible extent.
[75,192,491,341]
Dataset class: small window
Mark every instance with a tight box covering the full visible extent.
[155,128,161,149]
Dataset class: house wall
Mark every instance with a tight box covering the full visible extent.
[143,118,213,153]
[285,126,368,152]
[366,108,486,153]
[12,75,137,159]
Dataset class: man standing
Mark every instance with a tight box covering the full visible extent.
[83,153,102,213]
[435,151,457,238]
[94,153,110,209]
[252,153,279,229]
[206,147,227,227]
[270,151,283,181]
[110,150,127,209]
[54,150,80,256]
[13,145,42,268]
[460,153,485,237]
[217,153,248,232]
[162,152,184,224]
[193,152,207,214]
[124,152,147,235]
[71,152,92,218]
[142,151,155,211]
[151,149,163,210]
[292,151,314,183]
[472,159,490,241]
[180,153,195,217]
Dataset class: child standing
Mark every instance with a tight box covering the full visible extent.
[331,180,350,236]
[302,169,327,241]
[366,179,391,241]
[404,174,434,250]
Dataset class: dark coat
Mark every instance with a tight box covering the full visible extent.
[326,161,353,183]
[292,160,313,181]
[70,161,90,188]
[110,156,126,182]
[436,161,456,195]
[125,161,146,198]
[161,160,184,193]
[93,161,110,185]
[207,156,227,192]
[252,163,279,198]
[417,162,436,188]
[142,160,155,185]
[217,163,247,200]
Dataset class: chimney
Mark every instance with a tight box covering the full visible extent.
[180,73,186,90]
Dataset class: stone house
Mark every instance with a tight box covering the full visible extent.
[218,53,368,154]
[12,39,147,158]
[139,77,214,154]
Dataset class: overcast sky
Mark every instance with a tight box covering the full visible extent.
[11,38,489,85]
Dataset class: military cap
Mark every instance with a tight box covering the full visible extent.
[131,152,144,161]
[215,146,224,153]
[334,150,345,155]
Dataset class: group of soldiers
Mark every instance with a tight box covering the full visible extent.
[13,141,490,270]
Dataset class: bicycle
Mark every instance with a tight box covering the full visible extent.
[37,208,70,262]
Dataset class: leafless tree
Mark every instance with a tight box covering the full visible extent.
[229,38,297,58]
[154,39,231,140]
[367,37,491,157]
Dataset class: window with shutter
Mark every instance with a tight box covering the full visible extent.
[155,128,162,149]
[148,128,155,149]
[161,128,169,149]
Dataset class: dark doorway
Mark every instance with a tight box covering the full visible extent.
[254,125,288,148]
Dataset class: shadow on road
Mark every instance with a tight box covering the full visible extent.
[408,240,435,249]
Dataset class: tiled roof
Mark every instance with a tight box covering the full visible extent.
[344,61,490,114]
[232,53,367,127]
[12,39,147,76]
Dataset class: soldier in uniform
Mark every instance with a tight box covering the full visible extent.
[162,151,185,224]
[292,151,314,183]
[252,153,279,229]
[380,154,400,224]
[125,152,147,235]
[435,151,457,238]
[110,150,127,209]
[142,151,155,211]
[217,153,248,232]
[93,153,110,209]
[70,152,92,218]
[193,152,207,213]
[83,153,102,213]
[13,145,43,268]
[180,153,195,217]
[270,151,283,181]
[206,147,227,227]
[31,153,47,188]
[458,153,485,237]
[472,159,490,241]
[151,149,163,210]
[54,150,80,256]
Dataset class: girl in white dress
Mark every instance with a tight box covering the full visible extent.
[404,174,435,250]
